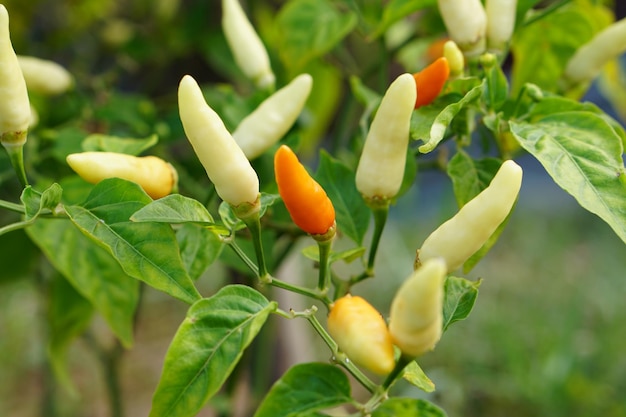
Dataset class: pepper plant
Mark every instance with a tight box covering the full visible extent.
[1,0,625,416]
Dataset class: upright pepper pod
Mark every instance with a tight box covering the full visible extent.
[18,56,74,95]
[327,295,396,375]
[485,0,518,54]
[413,57,450,109]
[437,0,487,57]
[0,5,30,148]
[443,40,465,77]
[417,160,523,272]
[233,73,312,160]
[355,73,416,202]
[66,152,178,199]
[222,0,275,89]
[564,17,626,85]
[388,258,446,358]
[274,145,335,237]
[178,75,260,209]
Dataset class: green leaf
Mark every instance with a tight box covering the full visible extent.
[65,178,202,304]
[301,245,366,264]
[373,0,437,38]
[219,193,280,232]
[27,217,138,347]
[47,273,94,395]
[254,362,353,417]
[81,133,158,155]
[277,0,358,71]
[21,183,63,221]
[315,151,370,244]
[350,75,382,139]
[510,111,626,244]
[482,59,509,112]
[176,224,224,280]
[130,194,214,225]
[442,276,481,331]
[447,151,502,207]
[149,285,277,417]
[372,398,447,417]
[417,80,484,153]
[402,361,436,393]
[0,229,38,284]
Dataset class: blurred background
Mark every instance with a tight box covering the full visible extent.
[0,0,625,416]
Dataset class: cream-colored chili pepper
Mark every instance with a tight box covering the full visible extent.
[443,40,465,77]
[178,75,259,207]
[417,160,523,272]
[17,56,74,95]
[233,74,312,160]
[485,0,518,53]
[437,0,487,57]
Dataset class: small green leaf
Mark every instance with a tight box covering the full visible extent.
[350,76,382,138]
[402,361,436,393]
[81,133,158,155]
[176,224,224,280]
[482,60,509,112]
[21,183,63,221]
[149,285,276,417]
[372,398,447,417]
[442,276,481,331]
[131,194,214,225]
[447,151,502,207]
[315,151,370,244]
[254,363,353,417]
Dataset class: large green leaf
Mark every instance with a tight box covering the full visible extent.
[80,133,158,155]
[27,217,138,347]
[510,112,626,244]
[176,224,224,280]
[65,178,202,304]
[315,151,370,244]
[276,0,357,71]
[149,285,276,417]
[442,276,481,331]
[254,363,353,417]
[130,194,214,225]
[372,398,447,416]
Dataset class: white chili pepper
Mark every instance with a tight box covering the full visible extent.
[178,75,259,207]
[418,160,523,272]
[355,73,416,202]
[222,0,275,89]
[443,40,464,77]
[564,17,626,84]
[388,258,446,358]
[233,73,312,160]
[437,0,487,57]
[0,5,30,147]
[17,56,74,95]
[485,0,517,53]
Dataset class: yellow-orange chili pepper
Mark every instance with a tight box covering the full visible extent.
[274,145,335,236]
[413,57,450,109]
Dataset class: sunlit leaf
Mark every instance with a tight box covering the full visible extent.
[372,398,447,416]
[402,361,436,393]
[443,276,481,331]
[131,194,214,225]
[81,133,158,155]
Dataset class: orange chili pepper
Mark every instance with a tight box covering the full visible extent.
[413,57,450,109]
[274,145,335,235]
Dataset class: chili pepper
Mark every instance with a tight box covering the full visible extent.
[564,17,626,84]
[0,5,30,148]
[437,0,487,57]
[222,0,275,89]
[327,294,396,375]
[66,152,178,199]
[388,258,446,358]
[413,57,450,109]
[486,0,517,53]
[17,56,74,95]
[417,160,523,272]
[274,145,335,236]
[355,73,416,202]
[178,75,260,208]
[233,73,312,160]
[443,40,464,77]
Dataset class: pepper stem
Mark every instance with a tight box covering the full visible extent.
[316,238,332,291]
[3,142,29,187]
[367,203,389,273]
[241,213,269,279]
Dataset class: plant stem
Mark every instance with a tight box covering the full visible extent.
[266,276,332,309]
[316,238,332,291]
[366,204,389,273]
[242,214,269,278]
[0,199,25,213]
[226,240,260,276]
[4,143,29,186]
[0,219,33,236]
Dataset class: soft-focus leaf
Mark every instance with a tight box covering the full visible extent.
[510,111,626,244]
[81,133,158,155]
[373,0,437,38]
[402,361,436,393]
[442,276,481,331]
[65,178,201,304]
[21,183,63,221]
[149,285,276,417]
[0,230,38,284]
[447,150,502,207]
[372,398,447,416]
[315,151,370,244]
[483,61,509,112]
[176,224,224,280]
[131,194,214,225]
[254,362,353,417]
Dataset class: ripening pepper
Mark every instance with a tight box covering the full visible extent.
[66,152,178,199]
[274,145,335,236]
[417,160,523,272]
[485,0,518,53]
[388,258,446,358]
[327,295,396,375]
[355,73,416,202]
[437,0,487,57]
[18,56,74,95]
[178,75,260,209]
[0,5,30,148]
[222,0,275,89]
[233,73,312,160]
[564,17,626,84]
[413,57,450,109]
[443,40,465,77]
